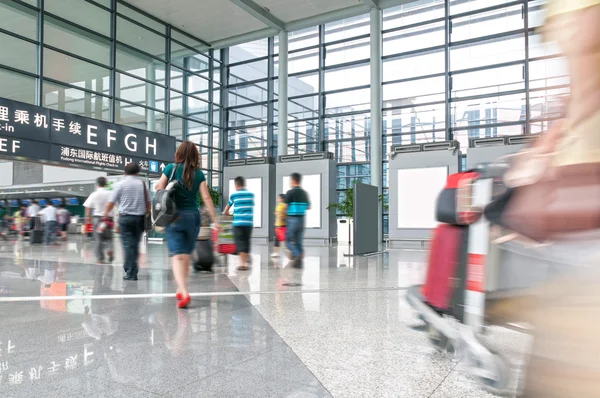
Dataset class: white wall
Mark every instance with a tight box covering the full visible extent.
[0,162,13,186]
[43,165,107,184]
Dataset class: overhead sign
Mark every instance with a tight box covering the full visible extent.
[0,97,176,174]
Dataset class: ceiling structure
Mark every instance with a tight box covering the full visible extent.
[124,0,412,49]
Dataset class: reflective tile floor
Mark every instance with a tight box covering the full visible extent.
[0,237,528,397]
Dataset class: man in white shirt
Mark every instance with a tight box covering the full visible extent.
[84,177,113,264]
[26,200,40,231]
[39,202,58,245]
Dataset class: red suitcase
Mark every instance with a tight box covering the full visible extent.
[420,224,464,311]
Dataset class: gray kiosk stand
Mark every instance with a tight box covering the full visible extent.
[223,158,276,243]
[466,136,537,169]
[276,153,337,245]
[388,141,461,250]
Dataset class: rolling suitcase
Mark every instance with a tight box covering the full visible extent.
[30,217,43,244]
[420,224,465,312]
[192,239,214,272]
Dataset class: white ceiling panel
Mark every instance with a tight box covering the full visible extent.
[122,0,375,46]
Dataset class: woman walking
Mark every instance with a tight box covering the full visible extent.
[155,141,218,308]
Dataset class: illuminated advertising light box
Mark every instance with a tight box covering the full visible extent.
[21,199,31,206]
[66,198,78,206]
[227,177,262,228]
[9,200,19,207]
[38,199,48,206]
[397,167,448,229]
[282,174,321,229]
[51,198,63,206]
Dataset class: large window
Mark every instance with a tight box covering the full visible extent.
[0,0,223,189]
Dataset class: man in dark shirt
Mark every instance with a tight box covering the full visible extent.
[284,172,310,268]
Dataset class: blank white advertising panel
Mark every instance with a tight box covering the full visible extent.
[282,174,321,229]
[228,178,262,228]
[397,167,447,229]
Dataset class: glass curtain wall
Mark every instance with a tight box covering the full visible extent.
[0,0,224,189]
[224,0,565,233]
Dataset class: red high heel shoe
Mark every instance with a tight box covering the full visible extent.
[175,293,183,300]
[177,296,191,309]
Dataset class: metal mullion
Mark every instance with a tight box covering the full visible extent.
[287,116,319,125]
[0,63,38,79]
[318,24,325,151]
[83,0,111,12]
[528,83,570,94]
[36,0,44,106]
[115,97,164,114]
[450,59,526,76]
[444,0,451,141]
[9,0,39,11]
[115,69,168,89]
[450,88,526,103]
[44,11,112,42]
[109,0,116,122]
[383,72,446,86]
[226,77,269,90]
[322,58,370,72]
[449,0,525,21]
[384,128,446,137]
[116,0,167,25]
[289,92,319,101]
[227,100,269,111]
[220,48,228,173]
[381,44,446,61]
[324,109,371,119]
[528,54,564,63]
[170,89,211,106]
[324,33,371,48]
[115,10,166,38]
[323,84,371,96]
[267,36,275,158]
[208,48,215,179]
[170,63,211,83]
[0,27,39,45]
[524,1,530,134]
[381,17,446,35]
[450,29,526,48]
[288,68,320,79]
[227,55,270,68]
[170,38,209,57]
[44,77,109,97]
[43,44,111,70]
[288,44,321,55]
[383,99,446,112]
[115,40,167,64]
[172,114,210,127]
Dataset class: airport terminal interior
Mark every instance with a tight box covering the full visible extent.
[0,0,573,396]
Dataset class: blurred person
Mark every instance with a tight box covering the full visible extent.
[57,203,71,240]
[26,200,40,230]
[104,163,149,281]
[38,201,58,245]
[155,141,218,309]
[271,194,287,259]
[284,172,310,268]
[222,176,254,271]
[504,2,600,396]
[84,177,113,264]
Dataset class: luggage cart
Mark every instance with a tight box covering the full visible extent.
[407,162,561,395]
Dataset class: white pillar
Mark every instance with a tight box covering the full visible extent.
[370,7,383,242]
[277,31,288,157]
[146,64,156,132]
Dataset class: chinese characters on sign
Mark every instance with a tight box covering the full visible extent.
[0,97,174,174]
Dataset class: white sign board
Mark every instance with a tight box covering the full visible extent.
[282,174,321,229]
[397,167,447,229]
[227,177,262,228]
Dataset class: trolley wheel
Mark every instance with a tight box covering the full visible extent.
[426,323,454,353]
[475,352,511,396]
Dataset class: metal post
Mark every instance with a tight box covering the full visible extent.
[109,0,117,123]
[36,0,44,107]
[146,64,156,132]
[523,2,530,134]
[370,7,383,243]
[277,30,288,157]
[318,25,325,150]
[444,0,451,141]
[267,37,275,158]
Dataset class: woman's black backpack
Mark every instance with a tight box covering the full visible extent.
[151,165,179,227]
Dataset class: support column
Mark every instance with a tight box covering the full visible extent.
[277,30,288,157]
[146,64,156,132]
[370,7,383,243]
